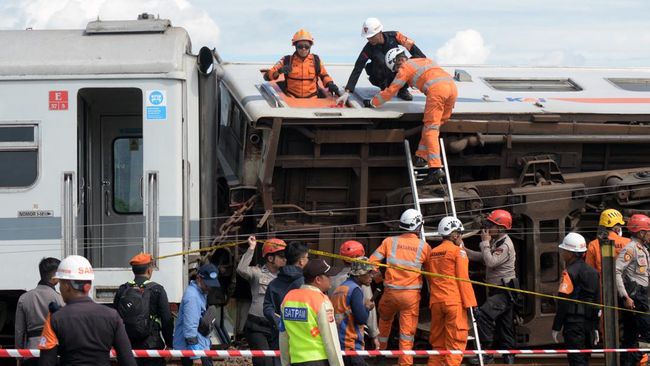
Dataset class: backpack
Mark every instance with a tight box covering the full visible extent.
[116,281,154,340]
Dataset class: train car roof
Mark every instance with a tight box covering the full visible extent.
[0,18,191,79]
[220,62,650,123]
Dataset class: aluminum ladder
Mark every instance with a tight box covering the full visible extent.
[403,138,485,366]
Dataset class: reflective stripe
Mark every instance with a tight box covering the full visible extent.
[378,337,389,343]
[387,257,423,269]
[422,77,454,92]
[408,60,437,87]
[376,94,386,105]
[385,284,422,290]
[428,153,441,159]
[399,334,415,342]
[371,251,385,261]
[417,144,428,151]
[424,124,440,130]
[414,239,425,266]
[393,78,407,88]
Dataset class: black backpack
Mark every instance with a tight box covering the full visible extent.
[117,281,154,340]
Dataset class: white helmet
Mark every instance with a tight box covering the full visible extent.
[438,216,464,236]
[385,46,407,72]
[54,255,95,281]
[361,17,383,38]
[558,232,587,253]
[400,209,423,231]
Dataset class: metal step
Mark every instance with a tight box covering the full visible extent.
[419,197,446,204]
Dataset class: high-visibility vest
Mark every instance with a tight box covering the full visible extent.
[281,288,329,363]
[331,279,364,350]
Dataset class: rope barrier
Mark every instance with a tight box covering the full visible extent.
[3,348,650,358]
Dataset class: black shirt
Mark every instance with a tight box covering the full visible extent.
[553,258,601,331]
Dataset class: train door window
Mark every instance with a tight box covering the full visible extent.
[607,78,650,92]
[220,84,232,127]
[483,78,582,92]
[540,252,559,283]
[218,83,246,172]
[0,124,39,188]
[113,137,143,213]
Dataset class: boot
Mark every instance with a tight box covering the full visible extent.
[420,168,446,185]
[397,86,413,101]
[467,355,493,365]
[502,354,515,364]
[413,156,428,168]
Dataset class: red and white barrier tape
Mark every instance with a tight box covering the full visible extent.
[3,348,650,358]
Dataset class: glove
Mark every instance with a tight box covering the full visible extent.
[187,343,203,360]
[593,330,599,345]
[363,99,375,108]
[327,83,340,96]
[552,330,560,343]
[278,65,291,75]
[336,92,349,106]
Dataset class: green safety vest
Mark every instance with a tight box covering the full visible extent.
[281,288,329,363]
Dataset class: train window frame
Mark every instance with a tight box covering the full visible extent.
[607,78,650,92]
[0,122,40,191]
[482,77,582,92]
[112,137,144,215]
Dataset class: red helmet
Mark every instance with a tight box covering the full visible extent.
[486,209,513,230]
[628,214,650,233]
[262,238,286,257]
[339,240,365,258]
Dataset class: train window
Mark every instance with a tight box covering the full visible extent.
[113,138,143,214]
[220,84,232,127]
[540,251,559,283]
[608,78,650,92]
[0,124,38,188]
[483,78,582,92]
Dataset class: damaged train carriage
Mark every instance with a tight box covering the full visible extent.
[214,61,650,347]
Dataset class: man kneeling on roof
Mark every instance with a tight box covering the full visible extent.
[265,29,341,99]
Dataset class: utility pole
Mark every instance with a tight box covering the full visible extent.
[599,228,618,366]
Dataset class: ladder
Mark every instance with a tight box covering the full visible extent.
[403,138,485,366]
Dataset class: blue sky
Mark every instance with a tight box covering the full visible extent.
[2,0,649,66]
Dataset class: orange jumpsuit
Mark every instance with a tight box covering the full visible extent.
[371,58,457,168]
[369,233,431,366]
[425,240,477,366]
[266,53,333,98]
[585,231,630,275]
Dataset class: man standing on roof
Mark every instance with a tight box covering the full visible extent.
[365,47,457,185]
[426,217,477,366]
[369,209,431,366]
[337,18,426,104]
[465,210,518,365]
[265,29,340,99]
[615,214,650,366]
[585,209,630,275]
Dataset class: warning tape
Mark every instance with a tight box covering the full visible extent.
[156,239,650,315]
[4,348,650,358]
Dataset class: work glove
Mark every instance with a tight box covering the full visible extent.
[278,65,291,75]
[363,99,375,108]
[552,330,561,343]
[593,330,599,345]
[336,91,349,106]
[327,82,340,96]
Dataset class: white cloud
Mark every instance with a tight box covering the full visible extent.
[435,29,490,65]
[533,50,587,67]
[8,0,219,53]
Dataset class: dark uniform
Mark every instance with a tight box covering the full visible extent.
[113,275,174,366]
[344,31,426,93]
[38,296,136,366]
[552,257,600,366]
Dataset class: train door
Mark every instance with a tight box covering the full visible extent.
[78,88,144,268]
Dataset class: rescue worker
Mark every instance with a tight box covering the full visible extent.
[551,233,600,366]
[38,255,136,366]
[465,210,517,365]
[369,208,431,366]
[173,263,222,366]
[585,208,630,275]
[331,258,377,366]
[113,253,173,366]
[426,217,477,366]
[615,214,650,366]
[15,257,63,366]
[336,17,426,104]
[237,236,287,366]
[328,241,380,349]
[265,29,340,99]
[280,259,344,366]
[365,47,457,185]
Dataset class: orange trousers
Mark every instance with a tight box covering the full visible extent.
[415,81,458,168]
[378,289,420,366]
[427,302,469,366]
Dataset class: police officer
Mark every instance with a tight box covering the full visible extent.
[466,210,517,365]
[616,214,650,366]
[38,255,136,366]
[552,233,600,366]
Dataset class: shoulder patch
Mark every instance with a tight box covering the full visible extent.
[624,249,633,262]
[493,248,504,256]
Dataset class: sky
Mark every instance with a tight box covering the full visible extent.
[1,0,649,67]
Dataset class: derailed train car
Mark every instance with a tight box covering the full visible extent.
[214,60,650,346]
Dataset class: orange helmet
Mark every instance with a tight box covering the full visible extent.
[628,214,650,233]
[262,238,286,257]
[339,240,365,258]
[486,209,512,230]
[291,29,314,45]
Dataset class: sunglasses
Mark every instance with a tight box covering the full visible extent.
[296,44,311,50]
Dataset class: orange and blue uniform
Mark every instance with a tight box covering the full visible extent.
[331,278,369,351]
[371,58,457,168]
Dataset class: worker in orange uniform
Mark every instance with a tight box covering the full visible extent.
[369,208,431,366]
[265,29,340,99]
[366,47,457,185]
[585,208,630,275]
[426,216,477,366]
